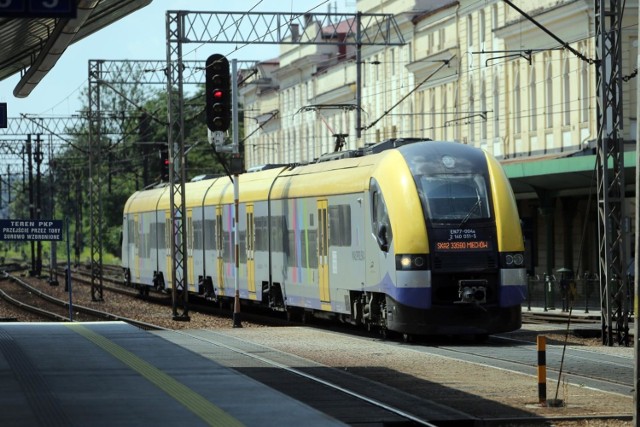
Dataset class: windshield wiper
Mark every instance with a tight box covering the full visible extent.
[458,196,481,228]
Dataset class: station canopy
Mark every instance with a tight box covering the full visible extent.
[0,0,151,97]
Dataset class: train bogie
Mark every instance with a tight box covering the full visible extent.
[122,139,526,336]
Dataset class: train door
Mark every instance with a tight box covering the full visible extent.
[317,199,331,310]
[246,204,256,299]
[186,209,194,291]
[133,214,140,282]
[216,206,225,294]
[165,212,172,285]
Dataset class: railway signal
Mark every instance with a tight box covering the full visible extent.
[205,54,231,132]
[159,148,169,181]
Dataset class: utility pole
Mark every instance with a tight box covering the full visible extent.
[594,0,628,347]
[88,60,104,301]
[34,133,42,277]
[26,135,35,275]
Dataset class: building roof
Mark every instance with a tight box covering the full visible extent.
[502,150,636,198]
[0,0,151,98]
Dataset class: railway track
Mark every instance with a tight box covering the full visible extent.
[166,326,633,426]
[0,267,632,425]
[0,272,162,330]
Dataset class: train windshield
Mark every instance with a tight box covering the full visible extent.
[418,174,491,222]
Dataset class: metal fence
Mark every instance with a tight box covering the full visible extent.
[523,273,602,313]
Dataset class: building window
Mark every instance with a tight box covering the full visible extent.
[442,94,448,140]
[493,76,500,138]
[467,15,473,47]
[480,80,487,140]
[374,55,379,81]
[479,10,485,46]
[563,58,571,126]
[430,92,436,136]
[545,61,553,128]
[453,86,460,141]
[468,80,475,143]
[390,48,396,75]
[492,5,499,50]
[581,62,589,123]
[529,68,537,131]
[514,69,521,134]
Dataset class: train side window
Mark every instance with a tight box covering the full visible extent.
[204,219,216,250]
[370,180,392,252]
[193,219,203,250]
[156,222,165,251]
[329,204,351,247]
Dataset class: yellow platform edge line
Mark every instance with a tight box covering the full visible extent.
[65,323,244,427]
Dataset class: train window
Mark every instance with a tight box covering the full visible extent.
[329,205,351,247]
[239,230,247,263]
[193,219,203,250]
[305,229,318,268]
[255,216,268,251]
[222,229,232,262]
[370,180,392,252]
[156,222,165,250]
[286,230,296,267]
[270,215,288,253]
[204,219,216,250]
[187,217,193,251]
[149,222,157,249]
[127,219,135,244]
[420,174,491,221]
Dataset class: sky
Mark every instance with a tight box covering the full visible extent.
[0,0,354,118]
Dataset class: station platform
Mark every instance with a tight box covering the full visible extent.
[0,322,344,427]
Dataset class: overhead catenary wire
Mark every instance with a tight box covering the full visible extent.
[360,57,454,131]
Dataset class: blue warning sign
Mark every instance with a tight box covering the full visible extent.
[0,219,63,241]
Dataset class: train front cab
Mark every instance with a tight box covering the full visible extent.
[373,142,526,337]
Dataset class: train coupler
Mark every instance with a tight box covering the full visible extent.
[456,280,487,304]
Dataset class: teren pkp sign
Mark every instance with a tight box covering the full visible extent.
[0,219,63,241]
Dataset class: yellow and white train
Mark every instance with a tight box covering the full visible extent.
[122,139,526,337]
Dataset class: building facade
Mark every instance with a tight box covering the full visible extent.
[239,0,638,306]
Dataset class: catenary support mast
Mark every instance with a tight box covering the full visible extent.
[595,0,628,346]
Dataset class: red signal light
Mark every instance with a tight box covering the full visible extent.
[213,90,224,99]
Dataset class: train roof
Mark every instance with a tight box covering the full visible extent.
[123,185,169,215]
[123,139,476,213]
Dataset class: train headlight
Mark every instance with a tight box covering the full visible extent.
[501,252,525,268]
[395,254,430,271]
[513,253,524,266]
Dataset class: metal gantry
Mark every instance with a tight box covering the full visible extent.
[88,60,105,301]
[85,58,207,318]
[85,59,205,304]
[165,10,404,318]
[594,0,628,346]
